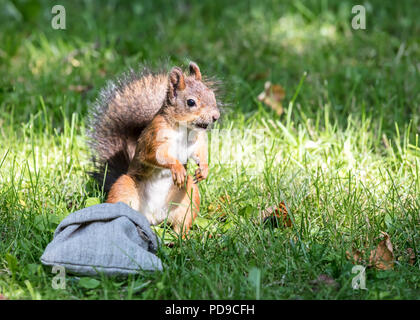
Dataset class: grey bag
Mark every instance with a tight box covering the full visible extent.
[40,202,163,276]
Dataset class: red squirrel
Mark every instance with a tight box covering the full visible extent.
[87,62,220,234]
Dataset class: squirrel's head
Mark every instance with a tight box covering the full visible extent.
[165,62,220,130]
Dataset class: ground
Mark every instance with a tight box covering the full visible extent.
[0,0,419,299]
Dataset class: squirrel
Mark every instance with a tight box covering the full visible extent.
[87,62,220,235]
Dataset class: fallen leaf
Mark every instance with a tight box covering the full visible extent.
[407,248,416,265]
[346,248,364,265]
[346,232,395,270]
[369,232,394,270]
[257,81,286,116]
[260,201,292,228]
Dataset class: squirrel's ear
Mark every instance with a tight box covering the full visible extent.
[169,67,186,92]
[167,67,186,104]
[189,62,202,81]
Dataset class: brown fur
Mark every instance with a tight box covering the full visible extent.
[88,64,220,192]
[104,62,220,235]
[107,174,140,209]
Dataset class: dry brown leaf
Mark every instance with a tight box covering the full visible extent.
[369,232,394,270]
[346,232,395,270]
[346,248,364,265]
[407,248,416,266]
[260,201,292,228]
[257,81,286,116]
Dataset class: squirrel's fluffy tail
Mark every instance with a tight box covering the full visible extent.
[88,136,136,193]
[87,115,142,193]
[86,63,223,193]
[86,69,152,193]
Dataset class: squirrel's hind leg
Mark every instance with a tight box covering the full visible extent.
[106,174,141,211]
[167,175,200,237]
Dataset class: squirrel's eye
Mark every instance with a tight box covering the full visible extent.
[187,99,196,107]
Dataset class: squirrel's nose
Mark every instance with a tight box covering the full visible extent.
[212,112,220,122]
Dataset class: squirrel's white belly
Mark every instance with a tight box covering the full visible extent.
[138,169,173,225]
[138,128,199,225]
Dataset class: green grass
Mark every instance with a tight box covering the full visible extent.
[0,0,419,299]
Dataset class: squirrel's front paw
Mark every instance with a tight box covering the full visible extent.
[170,162,187,188]
[193,164,209,183]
